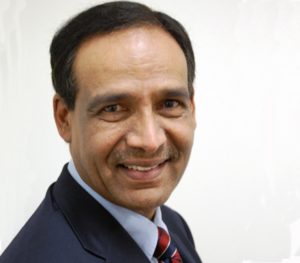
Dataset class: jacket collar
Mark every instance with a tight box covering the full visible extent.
[170,230,199,263]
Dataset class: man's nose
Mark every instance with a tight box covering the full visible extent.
[125,112,166,153]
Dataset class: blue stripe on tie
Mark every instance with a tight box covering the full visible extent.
[160,241,176,260]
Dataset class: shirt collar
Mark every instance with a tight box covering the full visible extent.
[67,160,168,261]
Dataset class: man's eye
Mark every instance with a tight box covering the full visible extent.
[95,104,129,122]
[103,104,121,112]
[164,100,179,108]
[159,99,187,118]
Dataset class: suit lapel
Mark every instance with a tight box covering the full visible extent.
[52,165,150,263]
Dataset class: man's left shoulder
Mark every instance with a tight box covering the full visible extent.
[161,205,195,245]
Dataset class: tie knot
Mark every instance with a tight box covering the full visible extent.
[154,227,182,263]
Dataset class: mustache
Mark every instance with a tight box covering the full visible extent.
[112,146,179,163]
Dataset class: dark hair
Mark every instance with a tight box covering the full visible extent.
[50,1,195,109]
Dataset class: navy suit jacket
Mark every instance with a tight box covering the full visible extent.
[0,165,202,263]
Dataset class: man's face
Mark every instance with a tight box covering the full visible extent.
[55,26,196,219]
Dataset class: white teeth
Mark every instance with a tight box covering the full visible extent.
[124,164,159,171]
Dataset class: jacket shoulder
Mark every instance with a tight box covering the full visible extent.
[161,205,196,245]
[0,184,102,263]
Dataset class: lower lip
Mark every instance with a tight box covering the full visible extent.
[119,162,167,181]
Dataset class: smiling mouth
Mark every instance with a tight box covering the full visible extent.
[120,159,168,170]
[118,159,168,180]
[122,163,162,171]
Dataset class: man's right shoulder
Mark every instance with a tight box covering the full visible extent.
[0,184,102,263]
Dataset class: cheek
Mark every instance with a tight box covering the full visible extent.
[166,117,195,150]
[164,119,195,178]
[86,122,128,157]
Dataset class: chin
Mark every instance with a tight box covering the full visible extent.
[124,190,172,217]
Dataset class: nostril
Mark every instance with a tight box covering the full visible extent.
[125,130,166,152]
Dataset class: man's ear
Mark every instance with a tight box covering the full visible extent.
[53,94,72,143]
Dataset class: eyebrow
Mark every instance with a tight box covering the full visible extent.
[86,88,190,112]
[159,88,190,99]
[87,93,131,112]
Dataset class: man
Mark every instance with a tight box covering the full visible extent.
[0,1,201,262]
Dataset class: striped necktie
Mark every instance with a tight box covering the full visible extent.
[154,227,183,263]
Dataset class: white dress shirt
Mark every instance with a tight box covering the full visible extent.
[68,160,168,263]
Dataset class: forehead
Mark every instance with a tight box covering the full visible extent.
[73,26,188,89]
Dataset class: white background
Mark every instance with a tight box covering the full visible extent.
[1,0,300,262]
